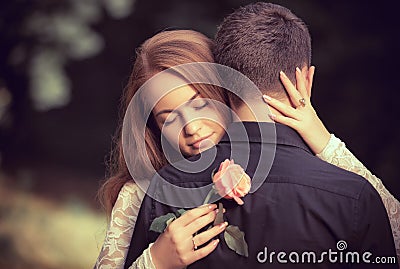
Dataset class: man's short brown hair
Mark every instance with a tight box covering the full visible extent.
[214,2,312,106]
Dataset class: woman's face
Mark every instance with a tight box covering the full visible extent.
[152,84,227,156]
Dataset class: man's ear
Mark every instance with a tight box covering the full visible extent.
[301,65,315,97]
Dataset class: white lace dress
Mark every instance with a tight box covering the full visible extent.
[316,134,400,261]
[94,134,400,268]
[94,182,155,269]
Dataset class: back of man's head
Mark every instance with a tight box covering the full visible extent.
[214,2,311,107]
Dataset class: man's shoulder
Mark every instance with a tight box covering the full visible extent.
[156,149,229,185]
[270,152,374,201]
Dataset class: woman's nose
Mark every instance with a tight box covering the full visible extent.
[183,119,201,135]
[181,109,202,135]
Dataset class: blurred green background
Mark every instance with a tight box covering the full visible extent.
[1,0,399,268]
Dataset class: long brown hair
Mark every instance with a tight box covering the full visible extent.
[98,30,229,217]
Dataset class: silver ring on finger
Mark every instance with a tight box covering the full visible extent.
[192,237,198,251]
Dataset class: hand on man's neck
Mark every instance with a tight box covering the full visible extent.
[231,96,292,123]
[231,66,312,123]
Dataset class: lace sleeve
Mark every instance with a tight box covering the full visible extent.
[94,182,156,269]
[317,134,400,260]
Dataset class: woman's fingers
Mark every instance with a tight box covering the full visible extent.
[295,67,309,101]
[263,95,300,121]
[268,114,298,130]
[190,239,220,264]
[173,204,217,227]
[193,221,228,247]
[279,70,304,107]
[306,66,315,97]
[185,209,218,235]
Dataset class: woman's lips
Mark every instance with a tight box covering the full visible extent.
[190,134,214,149]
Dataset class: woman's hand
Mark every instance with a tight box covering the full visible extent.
[150,204,227,269]
[263,66,331,154]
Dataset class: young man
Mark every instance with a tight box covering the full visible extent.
[125,3,397,268]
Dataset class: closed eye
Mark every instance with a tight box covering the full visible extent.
[192,99,209,110]
[163,114,178,125]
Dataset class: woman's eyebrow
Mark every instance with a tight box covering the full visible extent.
[155,92,200,117]
[155,109,174,117]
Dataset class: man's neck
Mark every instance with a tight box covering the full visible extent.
[231,98,290,122]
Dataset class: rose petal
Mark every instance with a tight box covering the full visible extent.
[233,196,244,205]
[212,159,252,204]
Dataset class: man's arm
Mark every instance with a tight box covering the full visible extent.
[352,182,398,268]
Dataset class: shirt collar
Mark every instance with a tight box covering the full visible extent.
[220,121,312,154]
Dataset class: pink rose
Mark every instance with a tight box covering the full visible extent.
[212,159,251,205]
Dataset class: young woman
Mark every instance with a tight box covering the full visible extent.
[95,30,400,269]
[95,29,231,269]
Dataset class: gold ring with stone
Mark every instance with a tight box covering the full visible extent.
[299,98,306,107]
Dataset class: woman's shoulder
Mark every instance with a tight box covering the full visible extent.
[121,180,140,193]
[117,181,145,208]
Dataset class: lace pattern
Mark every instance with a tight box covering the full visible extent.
[317,134,400,262]
[128,243,156,269]
[94,182,155,269]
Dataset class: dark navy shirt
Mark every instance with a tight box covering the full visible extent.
[125,122,397,268]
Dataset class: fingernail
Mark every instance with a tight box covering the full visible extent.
[269,114,276,120]
[219,222,228,229]
[296,67,301,73]
[213,239,220,246]
[263,94,272,101]
[215,209,219,214]
[280,70,286,76]
[208,204,216,210]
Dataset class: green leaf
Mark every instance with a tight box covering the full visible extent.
[214,202,224,226]
[224,225,249,257]
[165,217,175,227]
[149,213,176,233]
[176,208,187,217]
[211,167,218,179]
